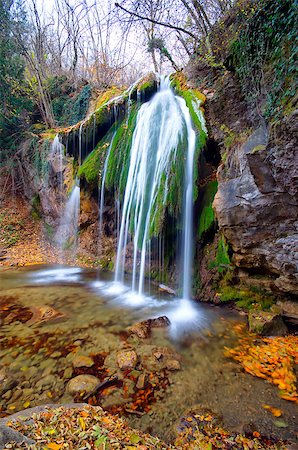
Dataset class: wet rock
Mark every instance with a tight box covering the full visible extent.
[67,375,100,395]
[0,368,6,383]
[63,367,73,379]
[128,322,150,339]
[158,284,176,295]
[128,316,171,339]
[248,310,288,336]
[117,350,138,370]
[72,355,94,369]
[136,373,146,389]
[36,375,57,389]
[26,305,66,326]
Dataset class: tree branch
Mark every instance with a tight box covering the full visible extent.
[114,2,197,40]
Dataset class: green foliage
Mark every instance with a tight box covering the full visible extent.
[147,37,178,69]
[52,82,92,126]
[228,0,298,118]
[0,0,34,160]
[198,180,218,239]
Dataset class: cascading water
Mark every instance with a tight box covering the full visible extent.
[50,134,64,202]
[113,76,199,300]
[55,179,80,257]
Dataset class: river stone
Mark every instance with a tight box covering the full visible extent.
[248,310,288,336]
[117,350,138,370]
[128,316,171,339]
[67,375,100,395]
[72,355,94,369]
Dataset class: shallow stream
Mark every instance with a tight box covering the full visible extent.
[0,266,296,443]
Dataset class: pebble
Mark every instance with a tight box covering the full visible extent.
[51,351,62,358]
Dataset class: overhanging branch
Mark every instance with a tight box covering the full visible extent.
[115,3,197,40]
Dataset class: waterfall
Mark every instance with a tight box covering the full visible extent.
[55,179,80,256]
[113,76,198,299]
[98,131,117,256]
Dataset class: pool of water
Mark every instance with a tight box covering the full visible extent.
[0,266,297,442]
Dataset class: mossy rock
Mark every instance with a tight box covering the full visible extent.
[248,310,288,336]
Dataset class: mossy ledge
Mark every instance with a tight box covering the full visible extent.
[59,73,158,165]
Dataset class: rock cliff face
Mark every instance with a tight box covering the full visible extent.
[213,111,298,296]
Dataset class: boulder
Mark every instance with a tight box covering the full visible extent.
[277,300,298,325]
[67,375,100,395]
[248,310,288,336]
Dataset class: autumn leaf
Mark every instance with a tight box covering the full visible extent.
[263,405,282,417]
[46,443,62,450]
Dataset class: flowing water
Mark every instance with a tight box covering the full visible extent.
[113,76,199,299]
[0,266,297,443]
[54,181,80,257]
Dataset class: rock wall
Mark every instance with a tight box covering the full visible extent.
[200,68,298,296]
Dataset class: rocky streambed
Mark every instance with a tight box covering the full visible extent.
[0,266,297,446]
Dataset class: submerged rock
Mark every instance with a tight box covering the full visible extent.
[67,375,100,395]
[248,310,288,336]
[159,284,176,295]
[117,350,138,370]
[26,305,66,326]
[128,316,171,339]
[72,355,94,368]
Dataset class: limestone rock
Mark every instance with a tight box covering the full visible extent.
[248,310,288,336]
[117,350,137,370]
[213,119,298,296]
[67,375,100,395]
[72,355,94,368]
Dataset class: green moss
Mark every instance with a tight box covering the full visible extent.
[209,235,230,273]
[78,128,115,186]
[218,285,275,311]
[198,180,218,239]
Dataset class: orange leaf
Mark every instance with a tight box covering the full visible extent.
[263,405,282,417]
[46,443,62,450]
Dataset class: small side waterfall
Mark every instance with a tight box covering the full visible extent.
[50,134,64,203]
[55,179,80,255]
[113,76,199,299]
